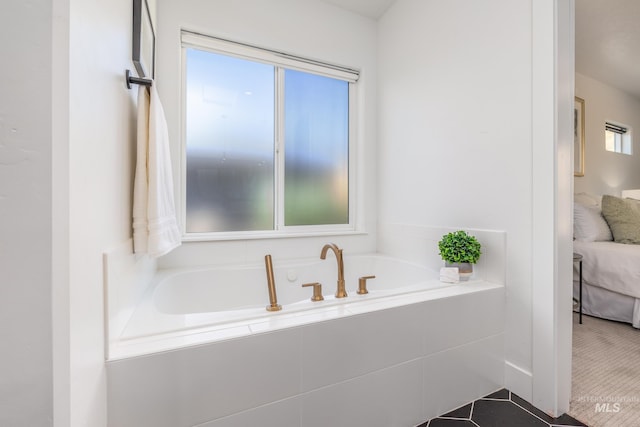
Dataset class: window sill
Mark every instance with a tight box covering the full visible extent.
[181,229,368,242]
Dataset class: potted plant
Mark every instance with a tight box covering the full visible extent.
[438,230,481,280]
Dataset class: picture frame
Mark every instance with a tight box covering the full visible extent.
[132,0,155,79]
[574,96,585,177]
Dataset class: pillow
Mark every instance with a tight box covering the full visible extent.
[601,195,640,244]
[625,197,640,210]
[574,192,601,207]
[574,202,613,242]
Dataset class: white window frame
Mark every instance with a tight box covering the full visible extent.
[179,31,361,241]
[605,121,632,155]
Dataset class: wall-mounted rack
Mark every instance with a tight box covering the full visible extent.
[126,69,152,89]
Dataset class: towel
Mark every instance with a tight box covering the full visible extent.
[133,83,181,257]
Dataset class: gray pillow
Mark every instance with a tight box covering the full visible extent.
[601,195,640,244]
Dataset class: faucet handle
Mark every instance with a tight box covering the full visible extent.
[302,282,324,302]
[357,275,376,295]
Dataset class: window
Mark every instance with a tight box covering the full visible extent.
[605,121,632,155]
[181,32,359,237]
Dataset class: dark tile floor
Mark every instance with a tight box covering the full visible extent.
[418,389,587,427]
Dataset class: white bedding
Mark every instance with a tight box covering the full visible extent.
[573,240,640,299]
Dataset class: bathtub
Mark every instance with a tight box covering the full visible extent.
[109,253,490,359]
[107,252,505,427]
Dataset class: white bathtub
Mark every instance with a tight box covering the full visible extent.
[108,255,505,427]
[111,254,468,359]
[107,230,507,426]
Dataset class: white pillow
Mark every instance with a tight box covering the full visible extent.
[574,202,613,242]
[574,192,601,207]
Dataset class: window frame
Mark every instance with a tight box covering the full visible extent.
[179,31,361,241]
[605,121,632,155]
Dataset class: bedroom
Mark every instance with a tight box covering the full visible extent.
[572,0,640,425]
[573,0,640,327]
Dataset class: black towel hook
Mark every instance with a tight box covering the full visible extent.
[126,69,152,89]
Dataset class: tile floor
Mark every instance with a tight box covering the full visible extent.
[419,389,587,427]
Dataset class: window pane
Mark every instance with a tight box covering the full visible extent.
[284,70,349,226]
[605,130,616,152]
[605,128,632,155]
[185,48,275,232]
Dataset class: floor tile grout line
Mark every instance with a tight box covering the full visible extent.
[469,400,482,427]
[424,389,585,427]
[508,392,585,427]
[436,399,475,420]
[509,396,560,427]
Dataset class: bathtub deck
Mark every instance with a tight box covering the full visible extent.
[109,279,501,360]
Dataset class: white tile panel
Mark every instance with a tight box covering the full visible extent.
[300,359,424,427]
[422,333,505,420]
[196,396,301,427]
[300,303,424,391]
[107,328,302,427]
[422,286,505,356]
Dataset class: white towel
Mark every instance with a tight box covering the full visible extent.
[133,84,181,257]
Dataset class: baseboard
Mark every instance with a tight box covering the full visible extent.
[505,360,533,402]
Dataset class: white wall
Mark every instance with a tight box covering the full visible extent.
[378,1,574,414]
[0,1,54,425]
[64,0,141,424]
[575,72,640,196]
[155,0,378,269]
[378,0,535,398]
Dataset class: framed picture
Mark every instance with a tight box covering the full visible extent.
[574,97,585,177]
[132,0,155,79]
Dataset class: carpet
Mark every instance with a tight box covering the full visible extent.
[569,313,640,427]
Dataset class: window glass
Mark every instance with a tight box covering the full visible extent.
[185,48,275,232]
[181,34,357,237]
[284,70,349,226]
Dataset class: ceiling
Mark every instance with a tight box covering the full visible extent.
[321,0,396,19]
[323,0,640,99]
[576,0,640,99]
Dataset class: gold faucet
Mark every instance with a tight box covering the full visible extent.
[320,243,347,298]
[302,282,324,301]
[264,255,282,312]
[358,275,376,295]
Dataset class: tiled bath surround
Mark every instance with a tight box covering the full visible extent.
[106,226,506,426]
[108,285,504,426]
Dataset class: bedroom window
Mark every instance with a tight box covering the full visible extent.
[180,31,359,238]
[605,122,632,155]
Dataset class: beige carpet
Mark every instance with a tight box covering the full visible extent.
[569,313,640,427]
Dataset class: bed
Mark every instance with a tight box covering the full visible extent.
[573,191,640,328]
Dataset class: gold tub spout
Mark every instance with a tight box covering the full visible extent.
[320,243,347,298]
[264,255,282,312]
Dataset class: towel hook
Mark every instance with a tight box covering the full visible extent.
[126,69,152,89]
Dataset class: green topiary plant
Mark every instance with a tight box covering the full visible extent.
[438,230,482,264]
